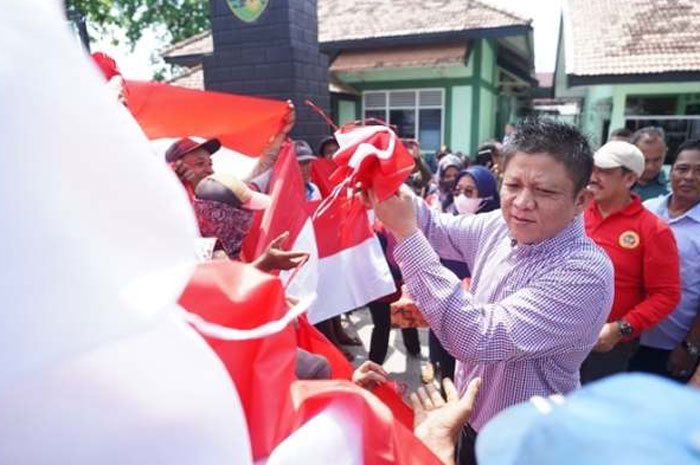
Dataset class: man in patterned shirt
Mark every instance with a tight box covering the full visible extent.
[370,119,614,464]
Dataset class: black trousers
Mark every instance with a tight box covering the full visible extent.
[429,330,456,381]
[368,301,420,364]
[580,339,640,384]
[456,423,478,465]
[628,344,697,383]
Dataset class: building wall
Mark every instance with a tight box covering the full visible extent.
[578,85,613,148]
[477,39,498,146]
[451,85,472,152]
[608,82,700,132]
[332,38,511,157]
[337,99,356,125]
[555,27,700,147]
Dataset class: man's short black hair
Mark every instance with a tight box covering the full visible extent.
[675,138,700,162]
[610,127,632,139]
[502,118,593,194]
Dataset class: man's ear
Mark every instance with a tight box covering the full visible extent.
[574,187,593,214]
[624,172,639,190]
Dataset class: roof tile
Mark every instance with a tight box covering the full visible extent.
[565,0,700,76]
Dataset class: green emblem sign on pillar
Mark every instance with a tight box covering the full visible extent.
[226,0,269,23]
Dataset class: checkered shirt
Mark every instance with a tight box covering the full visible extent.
[393,204,614,430]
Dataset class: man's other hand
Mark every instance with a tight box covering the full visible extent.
[412,377,482,465]
[593,322,623,352]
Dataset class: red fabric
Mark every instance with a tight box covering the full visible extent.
[240,142,307,262]
[91,52,120,80]
[178,261,296,460]
[331,127,414,202]
[295,315,353,380]
[584,195,681,335]
[308,127,413,260]
[311,158,337,198]
[313,195,374,258]
[372,383,414,430]
[125,80,289,157]
[289,381,440,465]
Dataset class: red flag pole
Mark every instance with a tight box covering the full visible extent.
[304,99,338,132]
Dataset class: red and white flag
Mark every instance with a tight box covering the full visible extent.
[241,134,404,324]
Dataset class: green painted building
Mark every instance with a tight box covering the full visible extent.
[164,0,536,158]
[549,0,700,157]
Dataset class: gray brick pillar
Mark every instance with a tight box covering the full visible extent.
[205,0,331,150]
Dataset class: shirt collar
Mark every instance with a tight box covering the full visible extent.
[642,170,668,187]
[655,170,668,185]
[589,194,643,220]
[666,195,700,224]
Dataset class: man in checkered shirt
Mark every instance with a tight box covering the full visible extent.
[371,119,614,464]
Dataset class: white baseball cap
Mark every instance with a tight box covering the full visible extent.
[594,141,645,178]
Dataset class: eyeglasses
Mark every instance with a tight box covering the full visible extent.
[454,186,477,197]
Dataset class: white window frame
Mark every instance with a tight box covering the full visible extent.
[362,88,445,151]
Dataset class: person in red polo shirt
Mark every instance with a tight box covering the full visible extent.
[581,141,681,384]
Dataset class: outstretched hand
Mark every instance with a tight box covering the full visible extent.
[412,377,482,465]
[352,361,388,390]
[253,231,309,273]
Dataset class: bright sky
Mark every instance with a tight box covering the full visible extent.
[94,0,562,80]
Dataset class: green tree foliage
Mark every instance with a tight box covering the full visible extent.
[65,0,210,46]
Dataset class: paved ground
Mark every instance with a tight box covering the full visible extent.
[339,307,430,394]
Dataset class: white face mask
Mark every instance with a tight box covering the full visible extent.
[454,194,482,215]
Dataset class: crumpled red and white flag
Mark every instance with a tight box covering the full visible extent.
[241,134,401,324]
[267,380,440,465]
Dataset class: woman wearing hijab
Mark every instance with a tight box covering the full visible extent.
[428,154,463,210]
[426,165,500,383]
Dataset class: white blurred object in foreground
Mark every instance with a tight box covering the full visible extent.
[0,0,251,463]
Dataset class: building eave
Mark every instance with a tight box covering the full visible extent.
[568,71,700,87]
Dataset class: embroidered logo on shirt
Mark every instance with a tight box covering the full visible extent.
[619,230,640,249]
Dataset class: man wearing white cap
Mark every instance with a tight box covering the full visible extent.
[581,141,681,383]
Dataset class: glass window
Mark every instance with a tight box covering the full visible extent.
[390,109,416,139]
[365,109,386,123]
[419,109,441,152]
[625,96,677,116]
[363,89,443,149]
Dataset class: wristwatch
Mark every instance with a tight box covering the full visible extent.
[616,319,634,337]
[682,339,700,359]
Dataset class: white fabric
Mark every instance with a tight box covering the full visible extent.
[334,125,398,167]
[280,218,320,305]
[0,315,251,464]
[309,234,396,324]
[265,400,363,465]
[0,1,251,463]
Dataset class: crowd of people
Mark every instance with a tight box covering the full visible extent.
[6,4,700,463]
[164,97,700,463]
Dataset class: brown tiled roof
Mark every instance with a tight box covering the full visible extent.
[162,31,212,58]
[167,65,356,95]
[330,43,469,72]
[318,0,530,44]
[163,0,530,60]
[564,0,700,76]
[168,65,204,89]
